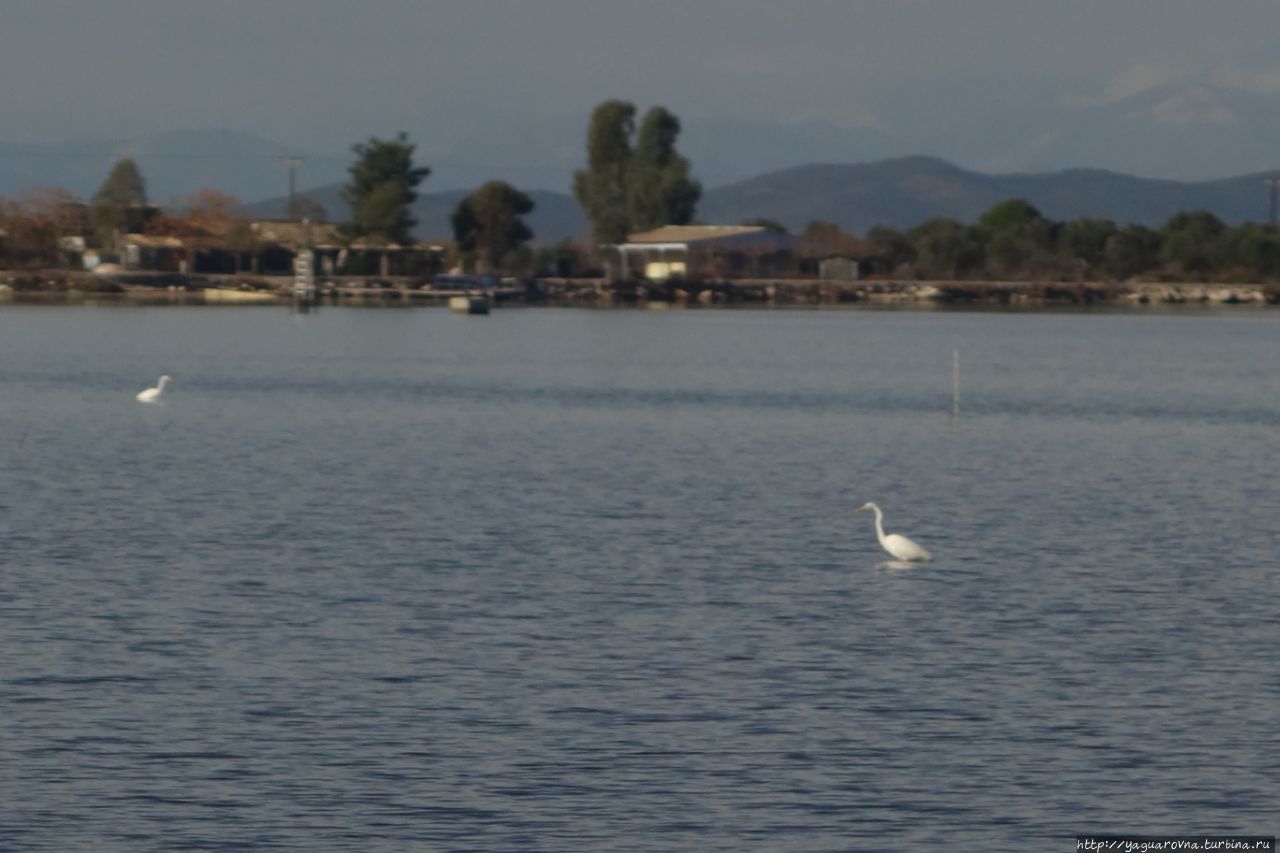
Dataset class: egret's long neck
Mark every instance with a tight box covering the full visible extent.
[871,506,888,547]
[157,377,168,391]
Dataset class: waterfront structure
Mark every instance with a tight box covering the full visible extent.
[120,233,187,271]
[613,225,799,281]
[117,219,446,278]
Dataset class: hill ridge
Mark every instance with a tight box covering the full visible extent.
[248,155,1280,241]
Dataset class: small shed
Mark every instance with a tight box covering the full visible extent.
[818,257,860,281]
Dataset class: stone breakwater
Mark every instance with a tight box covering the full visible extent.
[2,271,1278,307]
[580,278,1280,306]
[642,278,1278,306]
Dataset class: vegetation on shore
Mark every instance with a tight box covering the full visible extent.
[856,200,1280,284]
[572,101,700,244]
[4,102,1280,286]
[336,132,429,245]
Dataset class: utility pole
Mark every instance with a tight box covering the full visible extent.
[280,156,304,220]
[1264,177,1280,228]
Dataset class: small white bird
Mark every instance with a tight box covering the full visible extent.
[856,502,932,562]
[136,375,172,403]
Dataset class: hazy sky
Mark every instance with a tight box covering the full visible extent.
[5,1,1280,188]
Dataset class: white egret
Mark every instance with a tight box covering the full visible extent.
[856,502,932,562]
[136,375,172,403]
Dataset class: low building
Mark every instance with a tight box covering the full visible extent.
[251,220,447,277]
[122,234,187,272]
[818,256,860,281]
[614,225,799,281]
[122,232,259,275]
[119,219,447,278]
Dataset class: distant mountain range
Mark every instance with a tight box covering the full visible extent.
[244,185,588,244]
[3,128,1278,241]
[697,156,1278,234]
[0,129,350,207]
[247,155,1278,243]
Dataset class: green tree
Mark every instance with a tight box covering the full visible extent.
[90,158,147,249]
[1221,222,1280,279]
[1059,218,1118,276]
[338,132,429,244]
[908,218,984,279]
[1103,224,1160,280]
[451,180,536,272]
[573,100,636,244]
[865,225,915,275]
[572,101,700,245]
[978,198,1043,232]
[1159,210,1226,277]
[627,107,700,231]
[978,198,1053,278]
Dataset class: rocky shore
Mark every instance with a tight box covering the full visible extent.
[2,270,1277,308]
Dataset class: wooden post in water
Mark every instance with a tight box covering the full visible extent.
[951,347,960,421]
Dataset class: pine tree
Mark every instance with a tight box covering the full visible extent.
[337,132,429,244]
[90,158,147,249]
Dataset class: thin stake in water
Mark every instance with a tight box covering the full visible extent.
[951,347,960,420]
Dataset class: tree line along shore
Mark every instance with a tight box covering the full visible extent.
[5,101,1280,295]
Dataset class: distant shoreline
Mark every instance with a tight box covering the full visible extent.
[2,270,1276,310]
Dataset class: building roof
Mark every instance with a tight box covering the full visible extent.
[122,234,186,249]
[250,220,446,251]
[250,219,341,246]
[624,225,769,245]
[119,221,448,253]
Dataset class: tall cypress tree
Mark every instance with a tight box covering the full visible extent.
[572,100,636,245]
[573,101,700,244]
[90,158,147,249]
[627,107,700,232]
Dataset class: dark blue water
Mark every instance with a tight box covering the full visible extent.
[1,305,1277,851]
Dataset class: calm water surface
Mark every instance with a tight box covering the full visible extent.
[1,305,1277,851]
